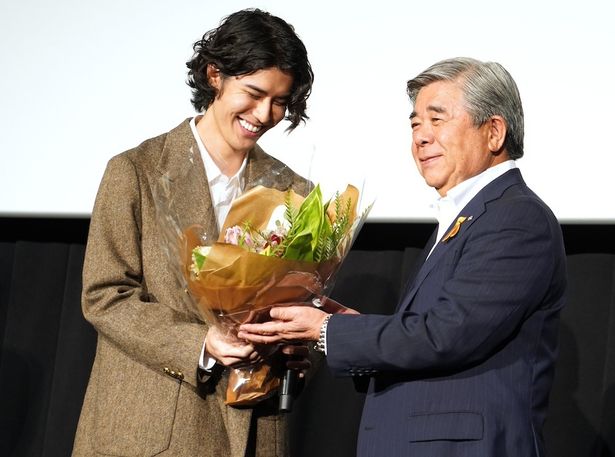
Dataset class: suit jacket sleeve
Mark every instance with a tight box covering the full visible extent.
[82,153,206,387]
[326,194,566,376]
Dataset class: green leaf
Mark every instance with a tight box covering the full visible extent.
[283,185,329,261]
[192,246,209,271]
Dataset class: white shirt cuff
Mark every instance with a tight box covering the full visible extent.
[199,339,217,370]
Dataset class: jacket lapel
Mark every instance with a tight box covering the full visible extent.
[398,169,524,311]
[155,118,218,241]
[243,143,298,192]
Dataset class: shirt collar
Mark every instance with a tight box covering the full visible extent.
[428,160,517,254]
[432,160,517,216]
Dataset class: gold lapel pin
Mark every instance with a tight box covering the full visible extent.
[441,216,472,243]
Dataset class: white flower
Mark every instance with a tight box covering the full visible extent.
[265,205,290,233]
[190,245,212,276]
[193,245,212,257]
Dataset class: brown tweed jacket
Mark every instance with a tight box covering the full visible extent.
[72,119,311,457]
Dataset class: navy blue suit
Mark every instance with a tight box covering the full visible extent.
[327,169,567,456]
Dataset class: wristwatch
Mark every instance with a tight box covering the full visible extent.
[314,314,331,353]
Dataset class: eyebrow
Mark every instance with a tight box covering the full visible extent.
[427,105,447,114]
[244,83,290,100]
[410,104,447,120]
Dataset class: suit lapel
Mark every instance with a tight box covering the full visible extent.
[398,169,524,311]
[395,228,437,312]
[243,143,298,192]
[154,118,219,242]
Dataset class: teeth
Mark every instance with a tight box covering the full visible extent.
[239,119,262,133]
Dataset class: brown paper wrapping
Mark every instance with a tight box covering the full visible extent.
[180,185,357,405]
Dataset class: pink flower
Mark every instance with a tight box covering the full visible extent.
[224,226,244,246]
[243,231,255,249]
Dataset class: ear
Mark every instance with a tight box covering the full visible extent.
[487,115,507,152]
[207,64,222,90]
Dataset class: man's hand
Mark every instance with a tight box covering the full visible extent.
[205,325,267,368]
[238,306,329,344]
[281,343,311,378]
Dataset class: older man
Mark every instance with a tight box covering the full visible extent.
[239,57,567,456]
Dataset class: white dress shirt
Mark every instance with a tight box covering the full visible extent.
[189,117,247,232]
[189,116,248,370]
[427,160,518,258]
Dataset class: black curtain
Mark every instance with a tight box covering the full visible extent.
[1,219,615,456]
[0,241,96,457]
[544,253,615,457]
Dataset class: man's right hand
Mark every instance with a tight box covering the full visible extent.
[205,325,267,369]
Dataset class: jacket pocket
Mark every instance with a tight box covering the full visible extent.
[407,411,483,442]
[91,348,181,456]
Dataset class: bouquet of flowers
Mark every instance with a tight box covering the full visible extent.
[180,183,370,405]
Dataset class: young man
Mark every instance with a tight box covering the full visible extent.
[73,9,313,457]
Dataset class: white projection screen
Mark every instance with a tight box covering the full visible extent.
[1,0,614,222]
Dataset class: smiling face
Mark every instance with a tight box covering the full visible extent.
[410,80,508,197]
[197,66,293,173]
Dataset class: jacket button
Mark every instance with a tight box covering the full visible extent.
[163,367,184,380]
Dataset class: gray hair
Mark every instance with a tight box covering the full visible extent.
[406,57,524,160]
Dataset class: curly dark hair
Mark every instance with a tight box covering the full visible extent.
[186,8,314,131]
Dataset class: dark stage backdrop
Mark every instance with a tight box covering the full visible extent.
[1,218,614,457]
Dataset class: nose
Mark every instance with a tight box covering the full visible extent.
[253,99,273,125]
[412,123,433,147]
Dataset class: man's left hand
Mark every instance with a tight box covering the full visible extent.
[281,343,311,378]
[238,306,328,344]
